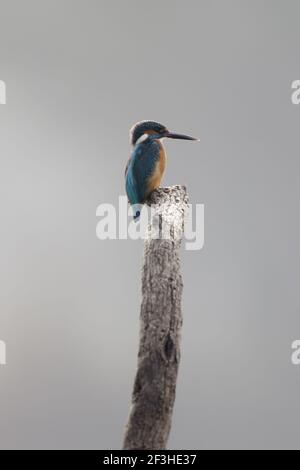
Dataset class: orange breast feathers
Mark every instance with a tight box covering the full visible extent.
[147,143,167,195]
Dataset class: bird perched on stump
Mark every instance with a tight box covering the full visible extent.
[125,120,199,220]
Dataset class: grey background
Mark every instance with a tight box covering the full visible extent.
[0,0,299,450]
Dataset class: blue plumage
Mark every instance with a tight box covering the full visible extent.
[126,139,160,203]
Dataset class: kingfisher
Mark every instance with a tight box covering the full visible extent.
[125,120,199,220]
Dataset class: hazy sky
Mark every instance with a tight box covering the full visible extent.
[0,0,300,449]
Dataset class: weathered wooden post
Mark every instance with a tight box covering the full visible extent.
[123,185,188,450]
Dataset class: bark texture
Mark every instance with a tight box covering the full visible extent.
[123,185,188,450]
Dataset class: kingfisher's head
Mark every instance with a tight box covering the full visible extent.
[130,120,199,146]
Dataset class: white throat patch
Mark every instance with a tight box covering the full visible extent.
[135,133,149,145]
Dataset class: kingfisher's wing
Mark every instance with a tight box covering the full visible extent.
[129,142,159,202]
[125,157,142,206]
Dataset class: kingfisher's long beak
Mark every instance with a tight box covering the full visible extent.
[164,131,200,141]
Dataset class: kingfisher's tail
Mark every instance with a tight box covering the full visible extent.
[133,210,141,222]
[131,203,142,222]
